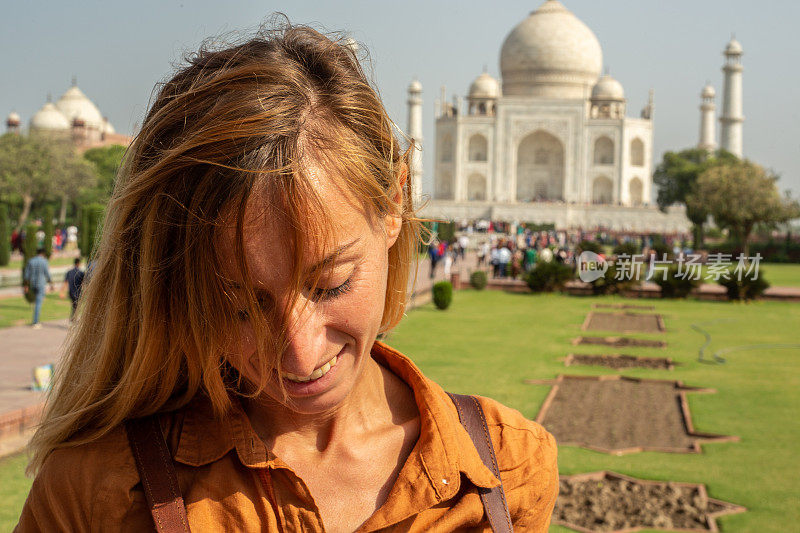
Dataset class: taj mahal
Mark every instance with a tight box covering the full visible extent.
[407,0,745,233]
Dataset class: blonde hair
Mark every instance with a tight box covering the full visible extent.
[28,22,421,474]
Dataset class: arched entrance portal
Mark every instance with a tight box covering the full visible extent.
[516,131,564,201]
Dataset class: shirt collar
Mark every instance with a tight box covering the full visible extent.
[174,341,500,497]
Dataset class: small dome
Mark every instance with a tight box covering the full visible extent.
[6,111,21,125]
[500,0,603,98]
[30,102,70,131]
[56,85,105,129]
[725,38,743,56]
[591,74,625,101]
[468,72,500,99]
[701,84,716,98]
[408,79,422,93]
[103,118,116,134]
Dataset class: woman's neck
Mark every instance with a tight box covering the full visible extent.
[243,356,408,456]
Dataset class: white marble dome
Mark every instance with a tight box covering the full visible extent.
[702,84,716,98]
[6,111,21,124]
[500,0,603,99]
[408,78,422,93]
[56,85,105,129]
[468,72,500,99]
[30,101,70,131]
[591,74,625,101]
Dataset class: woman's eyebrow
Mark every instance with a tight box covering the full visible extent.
[309,238,361,272]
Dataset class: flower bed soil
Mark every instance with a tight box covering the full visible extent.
[553,471,746,533]
[565,353,674,370]
[572,336,667,349]
[535,375,737,453]
[593,304,656,311]
[582,312,666,334]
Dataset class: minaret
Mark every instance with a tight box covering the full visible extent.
[720,37,744,157]
[698,84,717,152]
[406,79,423,201]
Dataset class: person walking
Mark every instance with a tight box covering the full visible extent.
[23,248,53,329]
[61,258,85,321]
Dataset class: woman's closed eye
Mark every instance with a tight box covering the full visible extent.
[310,277,353,302]
[236,277,353,320]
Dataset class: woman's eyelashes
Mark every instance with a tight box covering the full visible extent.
[236,277,354,320]
[311,277,353,302]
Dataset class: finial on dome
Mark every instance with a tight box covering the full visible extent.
[46,92,52,103]
[71,75,77,87]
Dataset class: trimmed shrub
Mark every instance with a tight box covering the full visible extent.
[653,266,700,298]
[80,203,105,259]
[22,224,38,303]
[525,261,573,293]
[589,263,635,295]
[436,221,456,243]
[43,206,54,258]
[469,270,488,290]
[432,281,453,310]
[719,274,770,301]
[651,238,671,260]
[0,204,10,266]
[612,241,640,257]
[578,240,602,254]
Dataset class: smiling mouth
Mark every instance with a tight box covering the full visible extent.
[281,353,339,383]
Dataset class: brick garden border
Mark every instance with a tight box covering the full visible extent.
[564,353,675,370]
[553,470,746,533]
[533,375,739,454]
[572,336,668,349]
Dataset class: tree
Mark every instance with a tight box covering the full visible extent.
[50,144,97,224]
[0,133,53,228]
[43,206,54,258]
[82,145,126,200]
[0,203,10,266]
[688,160,800,257]
[653,148,738,248]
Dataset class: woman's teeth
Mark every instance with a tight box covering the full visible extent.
[282,354,338,383]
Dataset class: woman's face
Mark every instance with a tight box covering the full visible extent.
[219,162,401,415]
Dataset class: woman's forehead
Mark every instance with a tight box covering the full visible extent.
[217,171,372,282]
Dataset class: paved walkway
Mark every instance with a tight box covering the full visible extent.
[0,319,69,416]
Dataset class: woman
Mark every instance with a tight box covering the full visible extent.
[16,23,557,532]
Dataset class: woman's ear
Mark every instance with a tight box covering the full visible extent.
[384,162,407,249]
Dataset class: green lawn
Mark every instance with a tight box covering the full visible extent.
[0,454,31,529]
[2,256,78,271]
[2,290,798,531]
[0,294,71,328]
[385,291,800,532]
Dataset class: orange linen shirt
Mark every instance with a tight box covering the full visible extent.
[16,341,558,532]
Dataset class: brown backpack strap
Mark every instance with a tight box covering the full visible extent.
[125,416,191,533]
[447,392,513,533]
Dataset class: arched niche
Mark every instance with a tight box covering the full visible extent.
[593,136,614,165]
[629,177,643,206]
[467,173,487,201]
[630,138,645,167]
[592,176,613,204]
[516,130,564,202]
[436,171,454,200]
[468,134,488,162]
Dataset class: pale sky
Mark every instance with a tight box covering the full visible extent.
[2,0,798,197]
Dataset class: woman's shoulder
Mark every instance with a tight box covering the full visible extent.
[473,395,559,529]
[473,395,557,483]
[16,411,187,532]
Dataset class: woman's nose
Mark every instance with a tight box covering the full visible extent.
[280,302,327,377]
